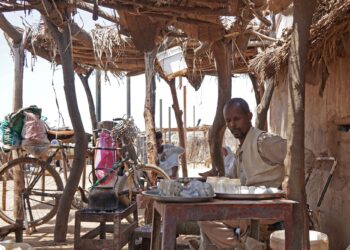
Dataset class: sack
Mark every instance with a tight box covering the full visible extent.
[9,105,42,136]
[0,105,42,150]
[0,118,19,151]
[21,111,50,156]
[94,130,116,185]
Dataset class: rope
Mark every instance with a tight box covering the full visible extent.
[51,69,65,128]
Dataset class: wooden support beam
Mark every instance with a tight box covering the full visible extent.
[208,41,233,176]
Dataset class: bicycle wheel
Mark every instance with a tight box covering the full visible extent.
[115,164,170,205]
[0,157,63,227]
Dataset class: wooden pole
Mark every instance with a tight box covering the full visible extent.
[143,49,158,166]
[10,30,28,225]
[167,79,187,177]
[183,82,187,141]
[127,76,131,118]
[208,41,232,176]
[77,70,97,135]
[168,107,171,143]
[46,19,88,242]
[182,82,188,177]
[193,105,196,130]
[193,105,196,168]
[285,1,317,249]
[159,99,163,131]
[143,49,158,225]
[12,43,24,111]
[95,69,101,122]
[255,79,274,131]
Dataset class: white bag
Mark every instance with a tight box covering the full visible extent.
[21,111,50,156]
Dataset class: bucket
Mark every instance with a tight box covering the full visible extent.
[156,46,187,80]
[270,230,329,250]
[0,242,33,250]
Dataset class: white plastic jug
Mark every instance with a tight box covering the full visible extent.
[270,230,329,250]
[0,242,33,250]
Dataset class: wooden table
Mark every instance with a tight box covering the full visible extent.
[150,198,297,250]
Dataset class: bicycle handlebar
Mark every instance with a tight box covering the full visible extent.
[112,118,125,122]
[316,156,336,161]
[315,156,338,208]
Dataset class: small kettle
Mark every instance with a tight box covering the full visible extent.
[87,186,120,211]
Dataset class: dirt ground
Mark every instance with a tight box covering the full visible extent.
[0,164,209,249]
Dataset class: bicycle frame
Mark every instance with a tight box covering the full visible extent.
[25,148,61,192]
[87,118,169,205]
[307,156,337,230]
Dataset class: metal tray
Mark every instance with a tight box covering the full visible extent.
[142,189,215,203]
[215,191,285,200]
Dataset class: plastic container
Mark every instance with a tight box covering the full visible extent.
[270,230,329,250]
[0,242,33,250]
[156,46,187,80]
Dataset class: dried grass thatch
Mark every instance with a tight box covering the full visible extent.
[249,0,350,81]
[309,0,350,67]
[26,21,256,80]
[249,28,291,81]
[91,25,129,69]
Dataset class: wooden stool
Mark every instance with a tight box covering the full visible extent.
[74,202,138,250]
[129,224,153,250]
[131,224,165,250]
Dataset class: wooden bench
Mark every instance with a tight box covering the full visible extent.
[74,202,138,250]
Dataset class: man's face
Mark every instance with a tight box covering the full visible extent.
[223,104,252,142]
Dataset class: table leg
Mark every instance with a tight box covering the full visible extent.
[151,208,162,250]
[251,219,260,240]
[100,221,106,239]
[284,205,294,250]
[162,212,177,250]
[74,212,81,250]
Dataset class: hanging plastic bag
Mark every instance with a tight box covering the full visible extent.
[94,130,116,186]
[21,111,50,157]
[0,106,41,151]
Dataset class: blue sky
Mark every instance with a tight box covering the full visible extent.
[0,11,257,133]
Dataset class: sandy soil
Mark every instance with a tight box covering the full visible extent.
[0,164,210,249]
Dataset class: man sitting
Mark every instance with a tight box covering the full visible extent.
[155,131,185,179]
[222,146,235,178]
[198,98,287,250]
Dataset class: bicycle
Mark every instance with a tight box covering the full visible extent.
[0,131,79,229]
[86,117,170,206]
[0,146,64,228]
[305,155,338,230]
[0,117,169,230]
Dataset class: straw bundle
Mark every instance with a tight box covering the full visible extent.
[249,0,350,81]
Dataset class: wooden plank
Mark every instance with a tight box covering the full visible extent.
[81,227,101,239]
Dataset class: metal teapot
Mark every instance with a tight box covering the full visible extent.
[78,186,121,211]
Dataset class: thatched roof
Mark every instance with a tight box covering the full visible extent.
[249,0,350,81]
[0,0,292,88]
[26,23,258,77]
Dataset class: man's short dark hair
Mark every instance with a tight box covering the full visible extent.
[224,98,250,114]
[155,131,163,140]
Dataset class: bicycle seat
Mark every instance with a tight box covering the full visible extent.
[47,129,75,143]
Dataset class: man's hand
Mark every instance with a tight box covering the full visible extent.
[160,152,167,161]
